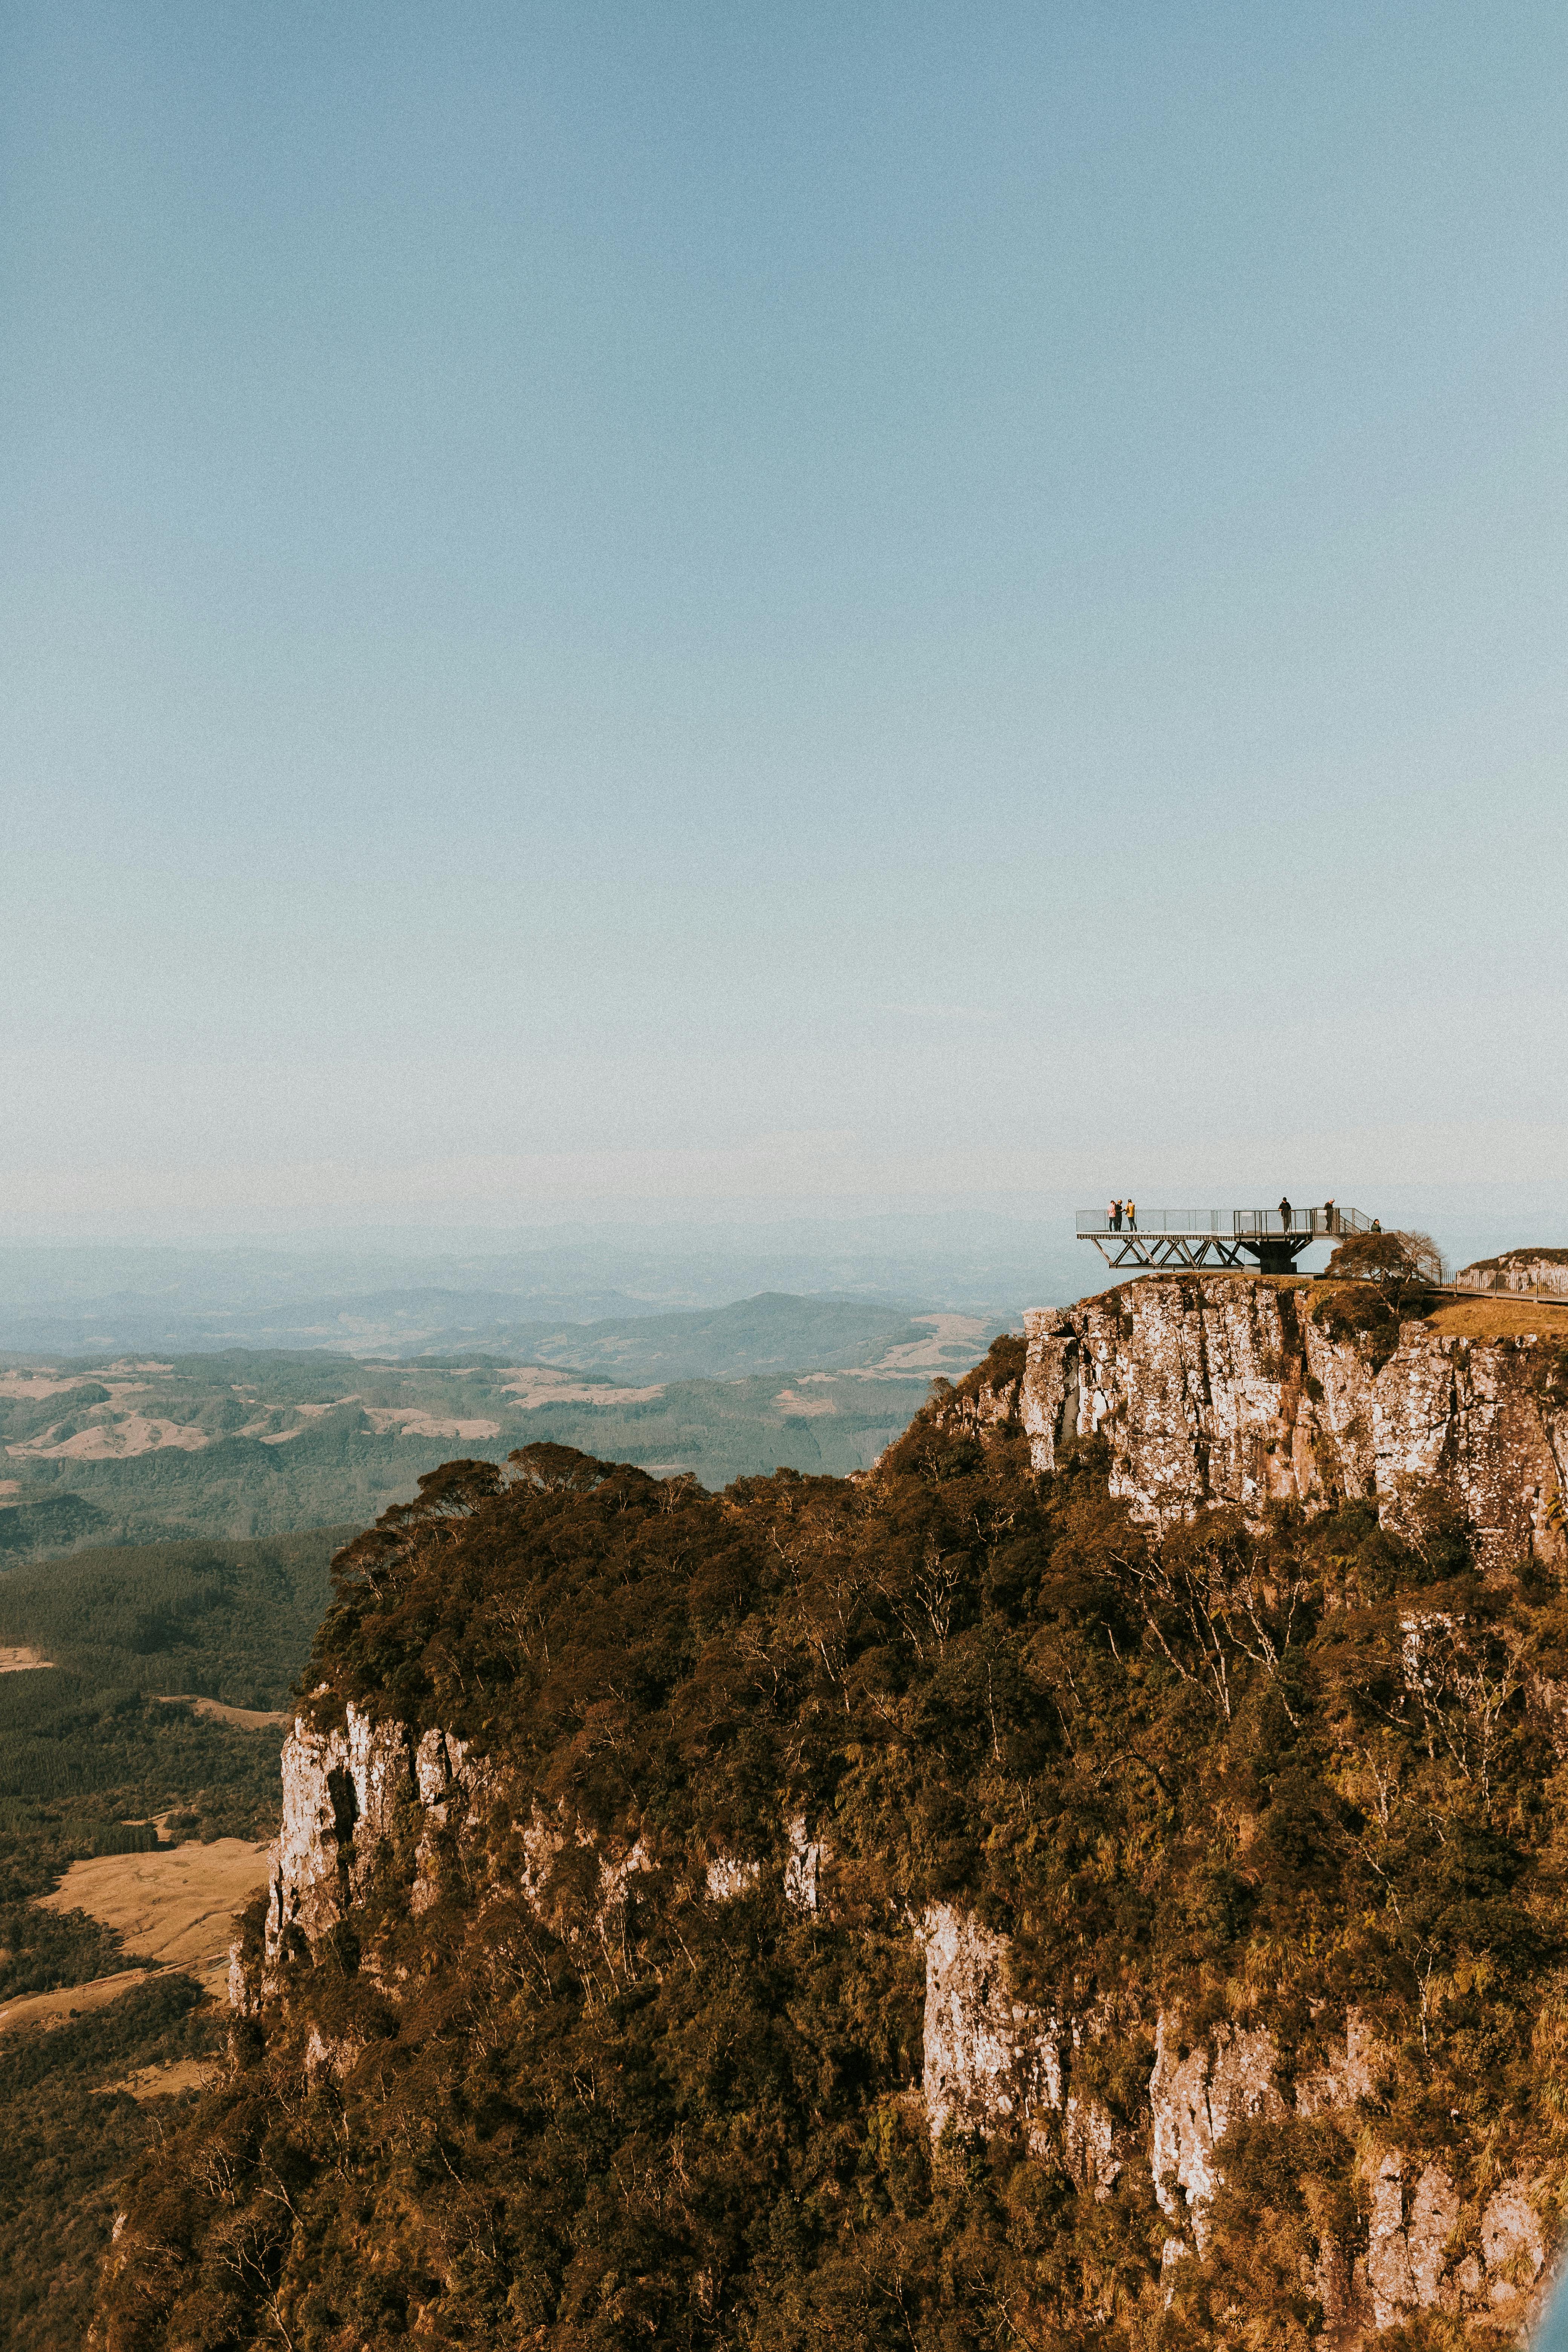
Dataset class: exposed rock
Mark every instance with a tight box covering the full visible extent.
[914,1905,1121,2194]
[1358,2155,1546,2328]
[592,1836,653,1958]
[1148,2015,1283,2254]
[783,1815,822,1913]
[514,1802,653,1951]
[1063,2088,1120,2198]
[1480,2178,1546,2311]
[257,1704,492,1973]
[918,1905,1058,2145]
[414,1725,472,1813]
[1458,1250,1568,1298]
[705,1854,762,1901]
[226,1941,255,2018]
[1293,2007,1378,2115]
[303,2024,364,2084]
[1020,1275,1568,1572]
[263,1703,414,1965]
[937,1358,1026,1442]
[1366,2154,1461,2325]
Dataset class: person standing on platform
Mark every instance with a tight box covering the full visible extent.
[1323,1197,1335,1234]
[1126,1199,1137,1230]
[1278,1193,1292,1231]
[1110,1199,1122,1231]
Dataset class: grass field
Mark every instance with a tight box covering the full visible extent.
[36,1836,273,1998]
[1426,1295,1568,1339]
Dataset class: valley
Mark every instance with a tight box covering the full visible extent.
[0,1298,998,1566]
[0,1288,999,2347]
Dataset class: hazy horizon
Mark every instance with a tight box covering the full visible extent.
[0,1180,1561,1363]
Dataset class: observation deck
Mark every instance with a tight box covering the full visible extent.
[1076,1204,1372,1275]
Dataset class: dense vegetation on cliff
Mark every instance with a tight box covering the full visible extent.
[93,1334,1568,2350]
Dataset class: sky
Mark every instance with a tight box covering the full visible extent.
[4,2,1566,1239]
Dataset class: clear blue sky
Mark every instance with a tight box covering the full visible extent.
[4,3,1565,1233]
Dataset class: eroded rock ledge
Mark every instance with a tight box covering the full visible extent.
[1020,1275,1567,1571]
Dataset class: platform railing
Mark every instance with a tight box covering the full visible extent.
[1075,1210,1223,1236]
[1075,1206,1371,1239]
[1233,1207,1371,1238]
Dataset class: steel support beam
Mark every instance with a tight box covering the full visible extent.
[1087,1234,1315,1273]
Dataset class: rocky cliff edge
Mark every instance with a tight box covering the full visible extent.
[1020,1273,1568,1574]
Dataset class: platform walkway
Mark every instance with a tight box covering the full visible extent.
[1076,1205,1371,1273]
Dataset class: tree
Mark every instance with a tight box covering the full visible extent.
[1324,1228,1445,1318]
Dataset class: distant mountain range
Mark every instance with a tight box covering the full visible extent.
[0,1224,1060,1356]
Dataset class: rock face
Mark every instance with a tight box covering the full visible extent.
[1459,1250,1568,1298]
[919,1936,1550,2340]
[252,1706,827,1988]
[917,1906,1122,2196]
[1363,2155,1545,2331]
[918,1905,1059,2147]
[1020,1275,1568,1573]
[259,1703,481,1973]
[1366,2153,1461,2326]
[1149,2016,1283,2254]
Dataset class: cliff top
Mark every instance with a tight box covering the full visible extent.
[1057,1264,1568,1347]
[1465,1245,1568,1271]
[1058,1266,1315,1315]
[1428,1294,1568,1341]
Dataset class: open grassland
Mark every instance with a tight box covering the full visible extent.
[158,1693,289,1727]
[97,2053,212,2100]
[1427,1294,1568,1338]
[37,1836,272,1998]
[0,1964,156,2035]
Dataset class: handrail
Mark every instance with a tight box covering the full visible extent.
[1452,1269,1568,1299]
[1075,1206,1369,1239]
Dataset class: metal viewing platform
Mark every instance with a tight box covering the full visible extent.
[1076,1204,1372,1275]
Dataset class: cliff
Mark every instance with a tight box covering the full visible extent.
[1020,1272,1568,1575]
[92,1309,1568,2352]
[1460,1250,1568,1299]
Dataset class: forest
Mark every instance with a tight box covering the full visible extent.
[0,1525,343,2349]
[89,1337,1568,2349]
[0,1526,347,1709]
